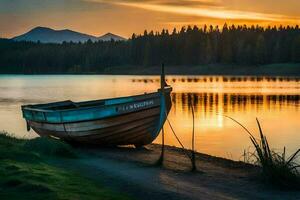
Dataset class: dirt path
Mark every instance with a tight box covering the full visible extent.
[56,144,300,200]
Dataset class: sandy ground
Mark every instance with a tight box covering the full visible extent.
[56,144,300,200]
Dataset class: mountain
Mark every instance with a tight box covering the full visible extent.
[12,27,97,43]
[98,33,126,41]
[12,27,126,43]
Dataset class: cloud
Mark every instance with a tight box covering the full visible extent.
[146,0,220,7]
[86,0,300,23]
[0,0,111,14]
[86,0,220,7]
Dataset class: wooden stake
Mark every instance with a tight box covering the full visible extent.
[156,127,165,166]
[157,63,166,166]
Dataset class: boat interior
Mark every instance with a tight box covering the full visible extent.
[23,91,160,111]
[27,100,107,111]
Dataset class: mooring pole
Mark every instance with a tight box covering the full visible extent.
[157,127,165,166]
[157,63,166,166]
[161,63,167,88]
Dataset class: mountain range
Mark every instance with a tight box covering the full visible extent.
[12,27,126,43]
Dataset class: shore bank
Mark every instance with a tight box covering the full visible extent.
[1,133,299,199]
[0,133,130,200]
[70,144,300,200]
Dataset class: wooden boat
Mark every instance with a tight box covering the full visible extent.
[21,66,172,146]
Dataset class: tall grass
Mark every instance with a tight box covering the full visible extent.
[226,117,300,189]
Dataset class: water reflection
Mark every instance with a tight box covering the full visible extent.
[172,93,300,116]
[132,76,300,84]
[151,76,300,160]
[0,75,299,161]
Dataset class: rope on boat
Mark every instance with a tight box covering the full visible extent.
[158,63,196,169]
[164,105,198,165]
[166,117,192,160]
[162,98,198,171]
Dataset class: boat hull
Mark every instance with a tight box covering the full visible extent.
[23,88,172,146]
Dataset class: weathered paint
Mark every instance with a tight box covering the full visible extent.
[22,87,172,146]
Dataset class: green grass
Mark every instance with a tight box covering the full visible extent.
[0,132,131,200]
[226,117,300,189]
[24,136,77,158]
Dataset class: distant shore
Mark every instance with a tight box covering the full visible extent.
[2,132,299,199]
[100,63,300,76]
[1,63,300,76]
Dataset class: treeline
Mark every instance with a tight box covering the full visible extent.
[0,24,300,73]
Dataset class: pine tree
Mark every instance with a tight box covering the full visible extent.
[254,34,266,64]
[292,36,300,62]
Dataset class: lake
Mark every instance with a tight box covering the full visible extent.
[0,75,299,161]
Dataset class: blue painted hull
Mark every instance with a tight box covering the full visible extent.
[22,87,172,146]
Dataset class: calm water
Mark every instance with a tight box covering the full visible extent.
[0,75,299,160]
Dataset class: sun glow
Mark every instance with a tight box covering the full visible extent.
[2,0,300,38]
[86,0,300,24]
[115,1,300,23]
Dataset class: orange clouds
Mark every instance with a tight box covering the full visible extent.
[104,0,300,23]
[1,0,300,38]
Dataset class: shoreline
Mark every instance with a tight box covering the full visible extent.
[68,143,300,199]
[1,133,300,199]
[100,64,300,76]
[1,63,300,76]
[83,143,256,170]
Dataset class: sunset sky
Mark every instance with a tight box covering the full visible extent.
[1,0,300,38]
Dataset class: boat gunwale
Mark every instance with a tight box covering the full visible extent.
[22,94,157,113]
[23,98,161,123]
[22,88,171,113]
[22,87,172,124]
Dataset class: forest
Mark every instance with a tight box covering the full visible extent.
[0,24,300,74]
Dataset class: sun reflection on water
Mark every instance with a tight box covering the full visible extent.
[0,75,299,160]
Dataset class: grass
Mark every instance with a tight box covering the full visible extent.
[24,136,76,158]
[226,117,300,189]
[0,132,131,200]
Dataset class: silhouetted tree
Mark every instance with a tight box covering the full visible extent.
[0,24,299,74]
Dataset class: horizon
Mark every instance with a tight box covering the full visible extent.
[1,0,300,38]
[3,23,300,40]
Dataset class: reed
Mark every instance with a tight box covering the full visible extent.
[190,102,196,171]
[226,117,300,189]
